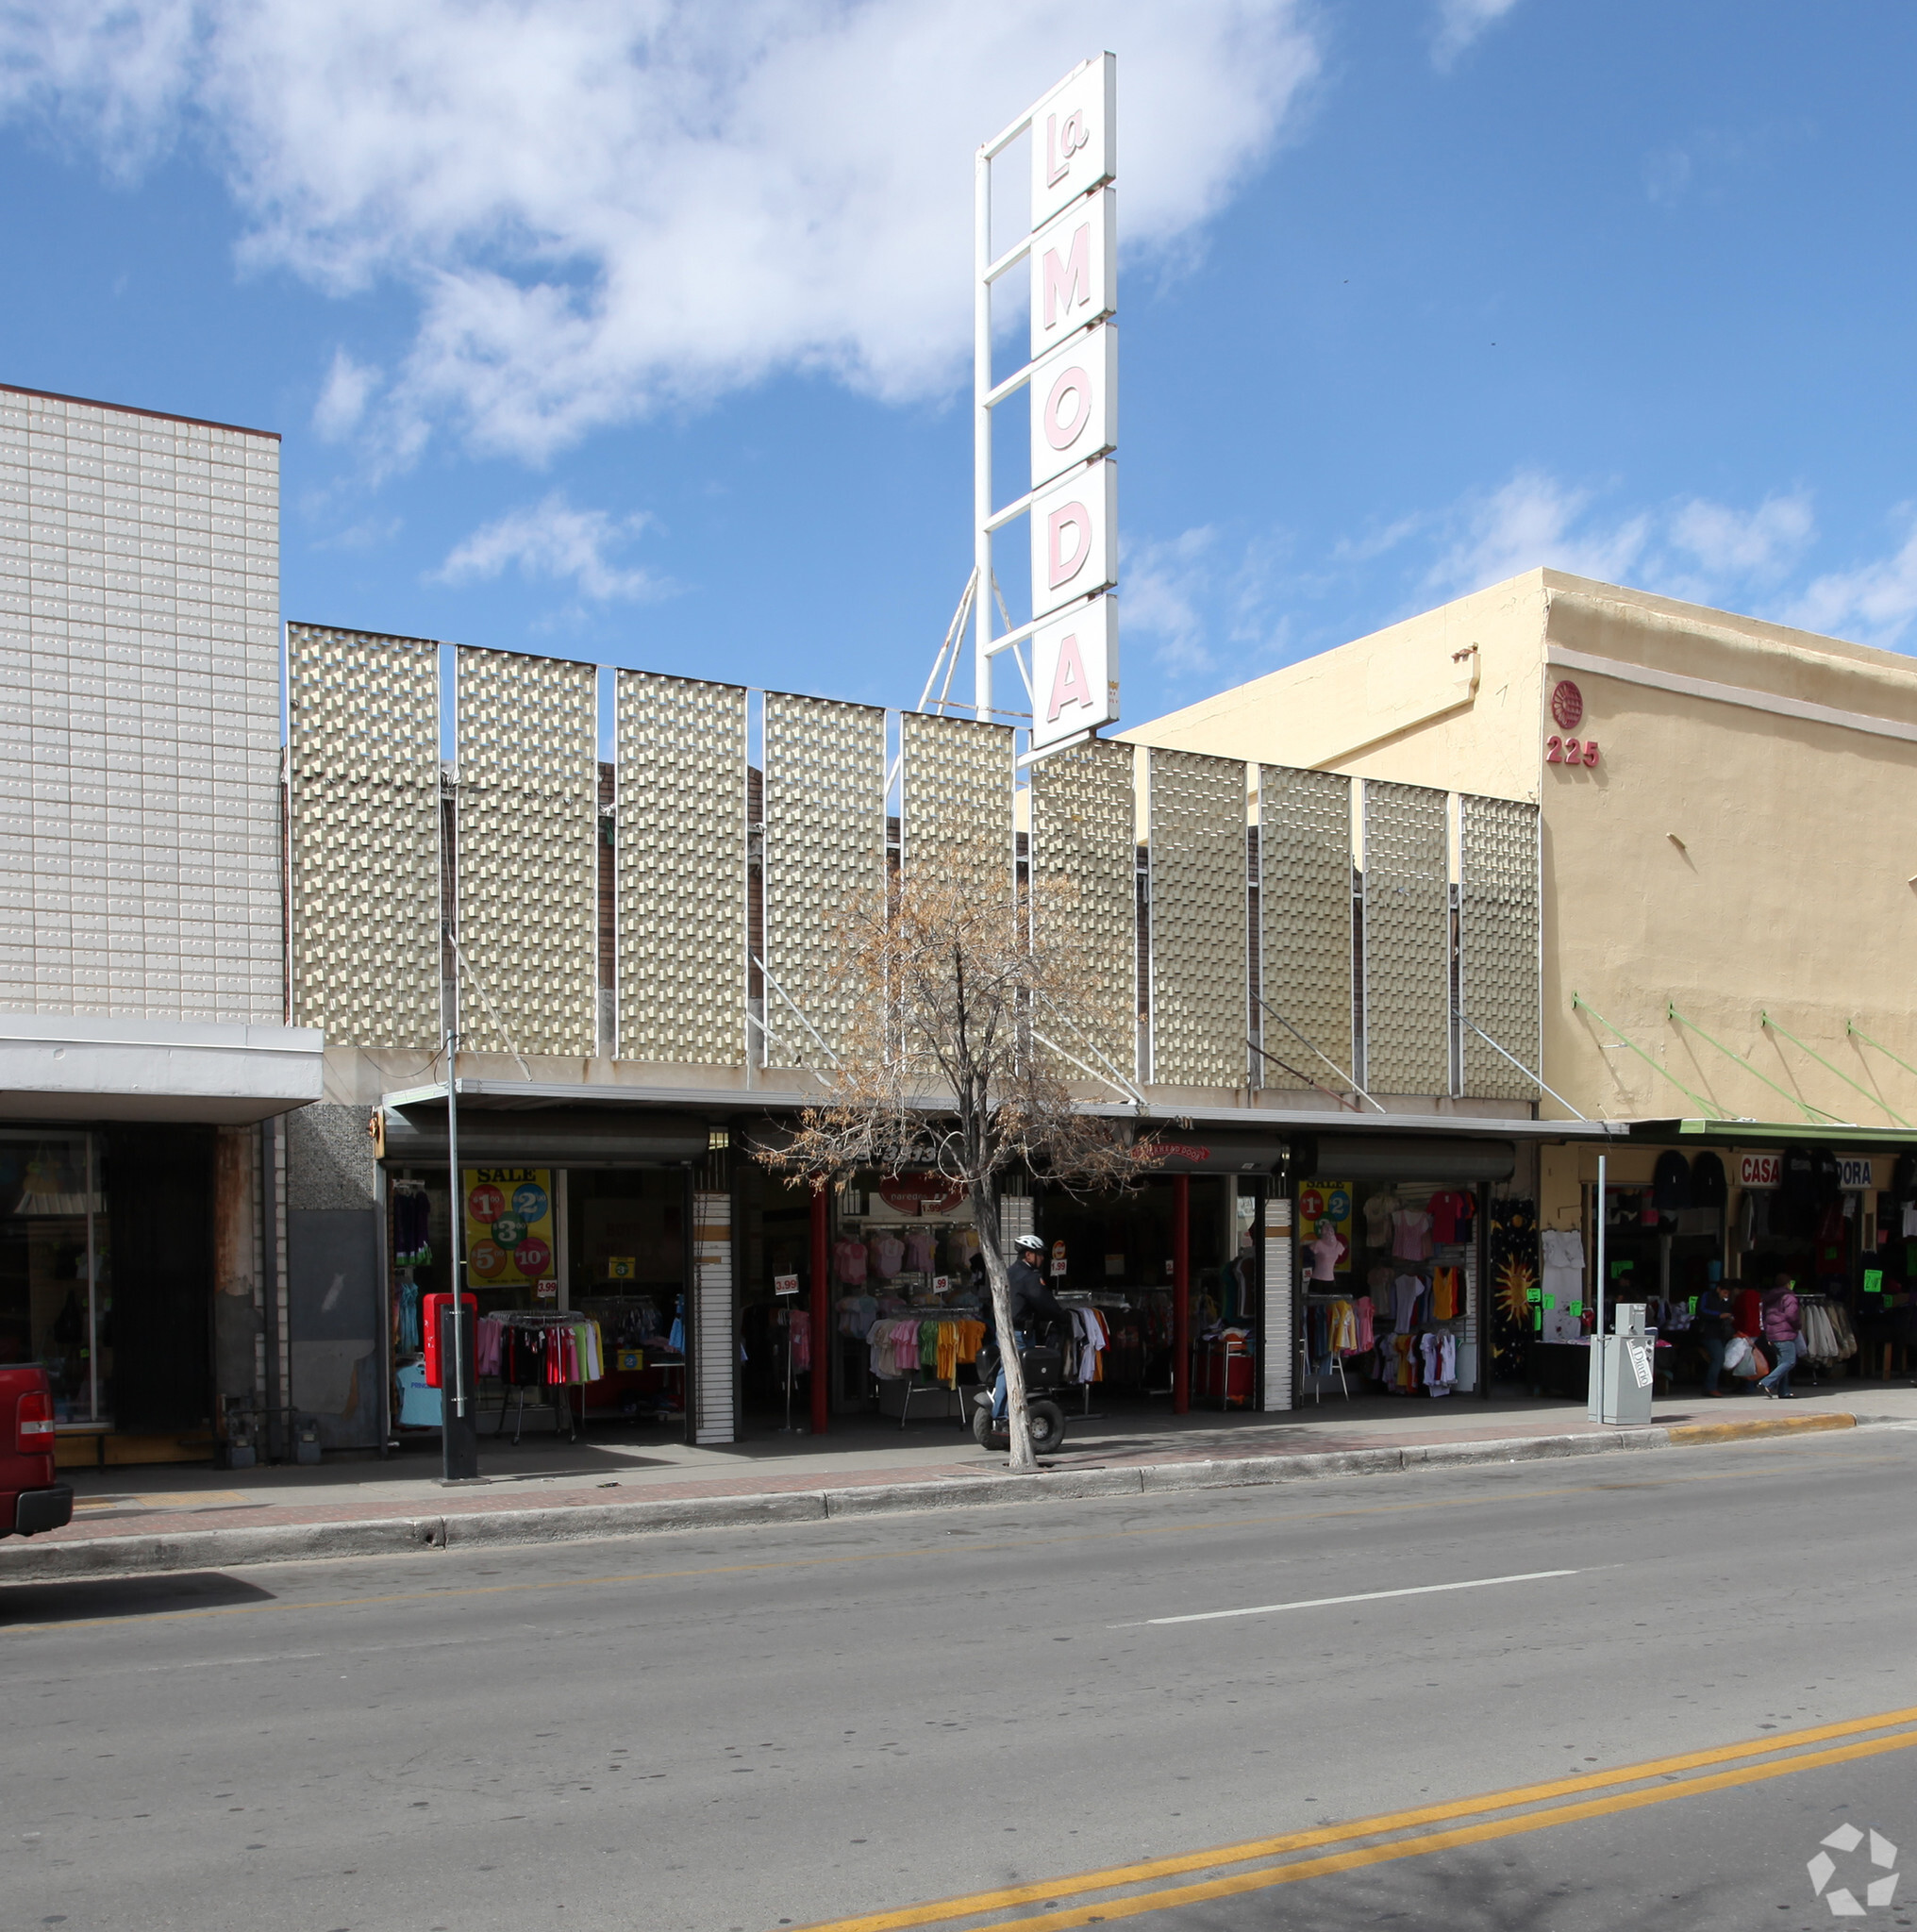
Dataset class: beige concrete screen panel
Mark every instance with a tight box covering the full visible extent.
[1029,737,1137,1085]
[286,625,442,1049]
[901,711,1015,891]
[762,692,886,1071]
[616,671,747,1066]
[1362,778,1449,1095]
[454,647,598,1058]
[1459,792,1541,1102]
[1148,748,1248,1089]
[1259,765,1354,1084]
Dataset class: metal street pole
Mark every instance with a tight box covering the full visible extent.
[1592,1153,1608,1422]
[442,1025,479,1480]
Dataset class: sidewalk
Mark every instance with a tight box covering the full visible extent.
[8,1379,1913,1581]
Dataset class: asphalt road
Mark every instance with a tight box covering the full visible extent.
[3,1428,1916,1932]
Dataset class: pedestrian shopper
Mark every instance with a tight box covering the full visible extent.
[1694,1277,1737,1396]
[1757,1274,1802,1399]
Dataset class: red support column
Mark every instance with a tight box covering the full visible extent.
[1172,1173,1191,1415]
[809,1185,830,1437]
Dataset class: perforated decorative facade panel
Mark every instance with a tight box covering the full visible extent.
[1028,737,1136,1085]
[454,648,598,1057]
[901,712,1014,890]
[287,625,442,1048]
[1361,779,1450,1095]
[1459,793,1541,1101]
[1259,765,1353,1084]
[761,692,885,1070]
[615,671,746,1065]
[1148,749,1248,1089]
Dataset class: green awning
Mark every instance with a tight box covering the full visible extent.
[1629,1119,1917,1149]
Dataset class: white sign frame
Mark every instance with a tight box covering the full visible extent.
[1029,458,1118,620]
[1029,324,1117,493]
[1029,51,1117,229]
[1030,187,1118,361]
[1029,595,1119,751]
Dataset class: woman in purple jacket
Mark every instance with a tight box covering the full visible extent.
[1757,1274,1802,1399]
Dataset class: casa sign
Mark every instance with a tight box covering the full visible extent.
[975,56,1122,754]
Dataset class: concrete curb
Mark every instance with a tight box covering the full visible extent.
[0,1410,1859,1582]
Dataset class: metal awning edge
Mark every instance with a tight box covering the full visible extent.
[381,1080,1623,1141]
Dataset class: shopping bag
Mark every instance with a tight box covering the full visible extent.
[1723,1335,1751,1373]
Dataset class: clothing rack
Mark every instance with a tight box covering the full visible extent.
[477,1309,605,1445]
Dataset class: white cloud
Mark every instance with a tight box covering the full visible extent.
[312,347,380,441]
[1431,0,1522,70]
[1786,511,1917,647]
[0,2,1320,462]
[1425,469,1649,598]
[1668,491,1813,585]
[1124,525,1219,674]
[436,493,674,602]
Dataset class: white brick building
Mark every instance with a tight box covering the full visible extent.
[0,383,320,1456]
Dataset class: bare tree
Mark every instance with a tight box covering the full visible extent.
[756,870,1148,1471]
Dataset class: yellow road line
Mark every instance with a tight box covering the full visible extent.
[971,1728,1917,1932]
[787,1704,1917,1932]
[3,1442,1897,1638]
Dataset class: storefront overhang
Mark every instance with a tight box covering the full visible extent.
[382,1079,1624,1167]
[1631,1118,1917,1149]
[379,1086,711,1164]
[1078,1102,1625,1144]
[0,1013,325,1124]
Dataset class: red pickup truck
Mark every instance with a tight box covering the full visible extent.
[1,1364,75,1540]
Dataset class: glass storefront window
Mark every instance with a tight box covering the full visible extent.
[0,1130,112,1424]
[567,1168,685,1302]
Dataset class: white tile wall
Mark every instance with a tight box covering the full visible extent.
[0,389,284,1022]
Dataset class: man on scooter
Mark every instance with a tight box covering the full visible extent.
[988,1234,1071,1423]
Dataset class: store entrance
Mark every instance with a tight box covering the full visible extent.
[1296,1175,1479,1401]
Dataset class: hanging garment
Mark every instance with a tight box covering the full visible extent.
[1428,1191,1473,1246]
[1362,1191,1401,1247]
[1352,1294,1376,1352]
[837,1293,879,1338]
[1430,1267,1461,1322]
[1392,1209,1434,1261]
[1540,1227,1584,1325]
[1691,1152,1727,1208]
[399,1274,424,1353]
[474,1312,502,1376]
[789,1310,811,1374]
[832,1237,869,1286]
[903,1228,937,1274]
[392,1188,433,1265]
[1391,1274,1425,1331]
[1652,1151,1692,1212]
[869,1233,906,1279]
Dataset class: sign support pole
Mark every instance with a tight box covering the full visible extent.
[974,144,994,721]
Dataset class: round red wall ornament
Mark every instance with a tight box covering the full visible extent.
[1550,680,1584,730]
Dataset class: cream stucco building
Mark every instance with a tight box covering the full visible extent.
[1125,568,1917,1137]
[1125,570,1917,1292]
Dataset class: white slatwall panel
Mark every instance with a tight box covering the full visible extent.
[693,1191,735,1445]
[1264,1193,1293,1410]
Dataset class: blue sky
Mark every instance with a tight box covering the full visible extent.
[4,0,1916,735]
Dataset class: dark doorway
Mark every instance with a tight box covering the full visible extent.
[105,1124,215,1432]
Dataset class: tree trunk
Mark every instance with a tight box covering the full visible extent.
[972,1184,1036,1472]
